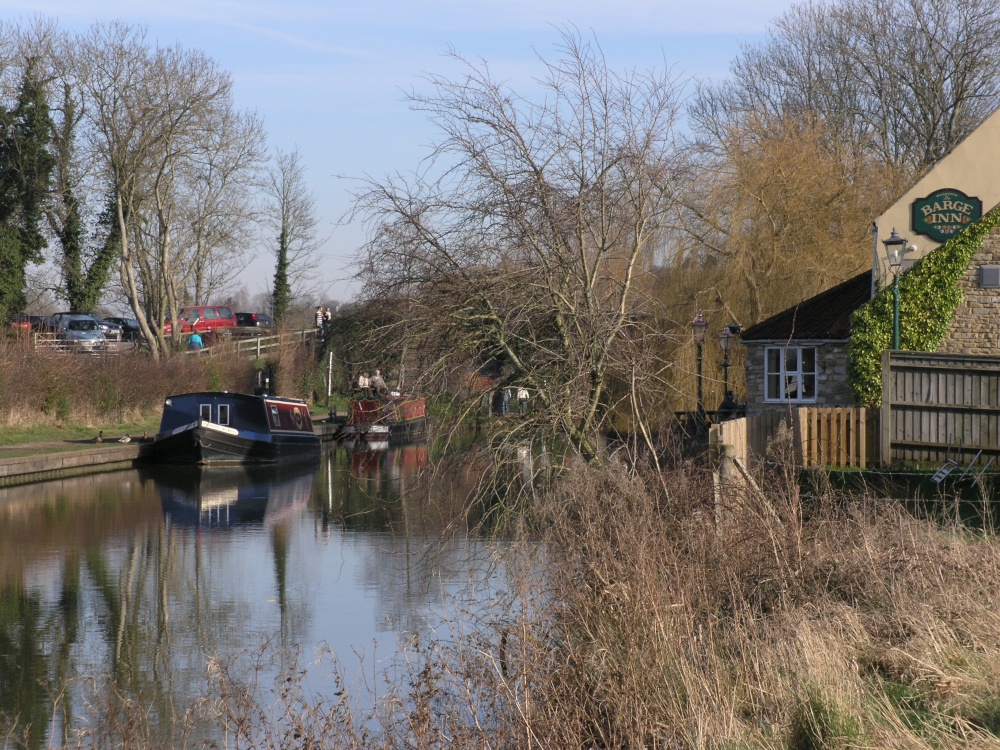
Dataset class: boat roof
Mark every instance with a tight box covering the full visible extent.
[165,391,309,405]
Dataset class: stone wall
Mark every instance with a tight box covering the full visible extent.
[743,342,857,416]
[938,231,1000,355]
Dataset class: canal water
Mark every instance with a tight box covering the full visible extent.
[0,441,505,745]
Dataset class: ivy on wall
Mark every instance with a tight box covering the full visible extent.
[847,208,1000,407]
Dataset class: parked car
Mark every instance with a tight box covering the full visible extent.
[106,317,142,342]
[9,314,32,332]
[162,305,237,335]
[56,315,107,353]
[51,311,122,342]
[27,315,53,333]
[89,314,123,342]
[234,312,277,335]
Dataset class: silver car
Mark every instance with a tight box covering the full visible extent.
[57,315,107,353]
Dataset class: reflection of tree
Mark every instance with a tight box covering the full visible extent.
[0,585,50,750]
[315,443,497,638]
[271,523,290,648]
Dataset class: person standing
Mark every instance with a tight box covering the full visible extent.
[517,386,528,415]
[315,305,324,330]
[323,306,333,336]
[187,332,204,351]
[501,387,511,415]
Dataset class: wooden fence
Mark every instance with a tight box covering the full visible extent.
[712,407,877,469]
[880,350,1000,466]
[32,328,318,358]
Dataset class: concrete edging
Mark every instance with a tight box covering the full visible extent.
[0,424,343,487]
[0,444,150,488]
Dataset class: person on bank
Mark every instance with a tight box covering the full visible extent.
[187,332,204,351]
[517,386,529,415]
[357,372,370,398]
[369,369,387,396]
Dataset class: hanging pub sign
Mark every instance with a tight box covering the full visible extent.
[910,188,982,243]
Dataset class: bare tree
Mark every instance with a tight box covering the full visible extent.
[265,147,322,325]
[355,30,687,462]
[690,0,1000,173]
[77,22,263,356]
[183,107,267,303]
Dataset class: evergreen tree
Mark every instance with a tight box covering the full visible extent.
[0,62,54,321]
[51,87,117,313]
[272,226,291,324]
[60,194,119,313]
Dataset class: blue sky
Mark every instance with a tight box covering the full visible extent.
[2,0,795,303]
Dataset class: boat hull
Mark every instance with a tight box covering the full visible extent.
[152,422,320,465]
[343,395,428,441]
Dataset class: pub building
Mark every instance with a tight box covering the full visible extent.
[739,105,1000,417]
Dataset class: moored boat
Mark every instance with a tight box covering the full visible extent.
[342,393,428,441]
[150,391,320,464]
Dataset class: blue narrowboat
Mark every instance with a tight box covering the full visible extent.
[151,391,320,464]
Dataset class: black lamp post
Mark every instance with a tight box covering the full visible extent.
[882,228,908,350]
[719,324,738,395]
[692,311,708,420]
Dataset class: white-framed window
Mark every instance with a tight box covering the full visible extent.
[200,403,212,422]
[764,346,817,402]
[218,403,230,426]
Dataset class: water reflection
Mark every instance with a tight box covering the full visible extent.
[0,441,499,746]
[147,462,317,528]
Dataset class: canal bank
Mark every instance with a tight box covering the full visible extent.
[0,422,344,487]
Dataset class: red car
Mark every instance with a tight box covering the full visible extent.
[9,314,32,332]
[162,305,237,335]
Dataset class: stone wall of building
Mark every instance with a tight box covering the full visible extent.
[743,343,856,417]
[938,231,1000,355]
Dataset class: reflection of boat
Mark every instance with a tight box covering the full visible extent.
[151,392,320,464]
[348,440,429,478]
[342,394,428,441]
[143,462,316,528]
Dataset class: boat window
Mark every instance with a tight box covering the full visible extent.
[200,403,212,422]
[270,405,281,427]
[218,403,230,425]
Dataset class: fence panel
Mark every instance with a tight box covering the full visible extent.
[798,407,875,468]
[712,407,877,469]
[881,350,1000,466]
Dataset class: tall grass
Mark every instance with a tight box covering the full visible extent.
[0,338,318,429]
